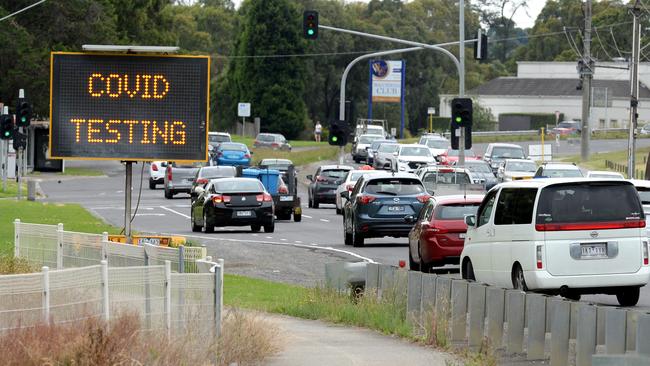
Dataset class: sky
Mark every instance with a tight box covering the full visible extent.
[230,0,547,29]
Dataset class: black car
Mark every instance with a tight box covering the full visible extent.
[191,166,237,201]
[191,178,275,233]
[341,173,429,247]
[307,165,353,208]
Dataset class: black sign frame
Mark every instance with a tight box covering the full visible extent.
[49,52,210,162]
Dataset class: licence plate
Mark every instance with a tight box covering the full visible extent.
[459,233,466,239]
[280,196,293,202]
[227,155,239,159]
[580,243,607,258]
[387,206,405,212]
[236,210,252,217]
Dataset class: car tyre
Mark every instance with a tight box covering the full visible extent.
[293,213,302,222]
[462,259,476,281]
[313,197,320,209]
[149,179,156,190]
[191,211,202,232]
[616,287,640,307]
[512,264,528,291]
[264,220,275,233]
[164,188,173,199]
[336,207,342,215]
[409,250,420,271]
[251,224,261,232]
[351,221,364,247]
[343,216,353,246]
[308,195,313,208]
[203,211,214,233]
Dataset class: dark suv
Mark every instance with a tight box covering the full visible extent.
[341,173,429,247]
[307,165,352,208]
[253,133,292,151]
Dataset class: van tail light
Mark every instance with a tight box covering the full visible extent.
[196,178,209,185]
[357,194,376,204]
[536,245,543,269]
[535,220,646,231]
[152,163,158,171]
[244,153,251,159]
[643,241,649,266]
[212,195,231,204]
[166,166,172,181]
[256,193,273,202]
[278,185,289,194]
[316,175,328,182]
[416,194,431,203]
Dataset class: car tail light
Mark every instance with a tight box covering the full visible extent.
[196,178,208,185]
[152,163,158,171]
[535,220,646,231]
[644,241,649,266]
[256,193,273,202]
[346,184,354,192]
[438,168,453,173]
[536,245,543,269]
[244,153,251,159]
[278,185,289,194]
[212,195,231,204]
[427,225,448,234]
[357,194,376,204]
[166,166,172,181]
[416,194,431,203]
[271,143,279,147]
[316,175,328,182]
[217,152,223,157]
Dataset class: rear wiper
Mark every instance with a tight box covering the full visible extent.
[374,191,397,196]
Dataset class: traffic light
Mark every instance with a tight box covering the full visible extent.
[16,100,31,127]
[13,131,26,150]
[450,124,472,150]
[0,115,15,140]
[451,97,473,128]
[473,29,488,60]
[303,10,318,39]
[328,120,348,146]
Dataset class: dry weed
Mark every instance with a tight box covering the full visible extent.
[219,309,283,366]
[0,255,35,274]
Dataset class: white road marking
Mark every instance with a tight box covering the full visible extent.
[302,215,313,219]
[280,238,287,241]
[320,219,330,223]
[310,243,318,246]
[252,234,258,237]
[265,236,273,239]
[294,240,303,244]
[116,190,123,193]
[135,213,165,217]
[159,206,190,219]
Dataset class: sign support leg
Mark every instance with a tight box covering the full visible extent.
[1,139,6,192]
[339,145,344,165]
[124,161,133,243]
[17,147,22,199]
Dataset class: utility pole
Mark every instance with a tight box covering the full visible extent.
[458,0,466,167]
[580,0,593,162]
[628,0,642,179]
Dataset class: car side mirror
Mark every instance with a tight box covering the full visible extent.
[404,215,415,224]
[306,175,313,181]
[393,152,398,156]
[340,191,350,200]
[194,186,205,195]
[464,214,476,227]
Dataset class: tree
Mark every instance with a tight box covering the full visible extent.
[473,0,529,62]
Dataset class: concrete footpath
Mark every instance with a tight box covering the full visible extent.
[264,314,458,366]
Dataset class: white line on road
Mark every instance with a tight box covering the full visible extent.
[310,243,318,246]
[265,236,273,239]
[280,238,287,241]
[295,240,303,244]
[135,213,165,217]
[159,206,190,219]
[252,234,258,236]
[302,215,313,219]
[319,219,330,223]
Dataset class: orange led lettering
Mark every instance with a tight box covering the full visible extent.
[70,119,86,142]
[171,121,186,145]
[151,121,169,144]
[106,74,122,98]
[141,75,152,98]
[88,74,103,97]
[105,120,121,143]
[123,74,140,98]
[140,120,151,144]
[153,75,169,99]
[123,120,138,144]
[87,119,103,143]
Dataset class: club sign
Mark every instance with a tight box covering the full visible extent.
[49,52,210,161]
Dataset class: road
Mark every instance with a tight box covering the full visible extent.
[39,138,650,309]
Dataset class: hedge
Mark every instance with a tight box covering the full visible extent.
[499,113,565,130]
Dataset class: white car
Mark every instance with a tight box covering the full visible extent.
[356,124,386,138]
[533,162,583,178]
[586,171,625,179]
[387,144,435,173]
[373,142,400,170]
[461,178,649,306]
[334,169,383,214]
[352,134,384,163]
[420,136,449,158]
[631,179,650,236]
[148,161,168,189]
[497,159,538,182]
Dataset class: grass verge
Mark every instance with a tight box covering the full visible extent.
[561,146,650,172]
[231,134,323,148]
[0,180,26,198]
[251,145,340,166]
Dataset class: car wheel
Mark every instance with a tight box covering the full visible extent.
[293,213,302,222]
[616,287,640,307]
[512,264,528,291]
[351,221,364,247]
[343,216,352,246]
[149,179,156,190]
[251,224,261,232]
[313,197,319,209]
[409,249,420,271]
[203,211,214,233]
[164,188,173,199]
[191,211,202,232]
[264,220,275,233]
[308,194,313,208]
[462,259,475,281]
[336,207,342,215]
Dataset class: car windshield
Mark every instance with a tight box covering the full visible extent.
[536,182,643,224]
[213,179,263,193]
[493,147,524,159]
[447,149,474,157]
[257,134,274,142]
[378,144,399,153]
[464,162,492,173]
[219,143,247,151]
[364,178,425,195]
[273,134,286,142]
[589,173,623,179]
[208,134,230,143]
[435,203,480,220]
[507,161,537,172]
[422,171,471,185]
[359,135,383,144]
[371,141,389,150]
[199,167,236,178]
[425,139,448,149]
[366,126,384,135]
[542,168,583,178]
[400,146,431,157]
[322,169,349,179]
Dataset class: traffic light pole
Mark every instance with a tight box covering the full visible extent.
[458,0,466,167]
[1,139,6,192]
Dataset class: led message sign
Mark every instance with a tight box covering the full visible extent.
[50,53,210,161]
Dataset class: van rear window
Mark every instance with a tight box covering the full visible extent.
[435,203,480,220]
[536,182,643,224]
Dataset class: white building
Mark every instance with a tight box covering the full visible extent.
[439,61,650,129]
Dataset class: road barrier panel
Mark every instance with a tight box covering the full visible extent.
[627,310,640,352]
[379,264,396,299]
[596,305,606,346]
[570,301,580,339]
[365,262,380,293]
[486,286,506,350]
[526,293,547,360]
[420,273,437,316]
[505,290,526,355]
[407,271,423,323]
[467,283,486,348]
[636,312,650,356]
[450,280,468,343]
[550,298,571,366]
[605,307,627,355]
[575,304,597,366]
[592,354,650,366]
[435,276,452,335]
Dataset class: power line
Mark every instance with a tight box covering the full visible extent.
[0,0,46,22]
[594,27,614,60]
[565,27,583,58]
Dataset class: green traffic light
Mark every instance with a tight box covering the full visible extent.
[331,136,338,142]
[308,29,315,36]
[3,131,9,137]
[21,117,26,123]
[455,117,462,123]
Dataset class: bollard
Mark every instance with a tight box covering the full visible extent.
[420,273,437,315]
[627,310,640,352]
[27,180,36,201]
[575,304,597,366]
[505,290,525,355]
[450,280,468,343]
[605,307,627,354]
[467,283,486,348]
[550,299,571,366]
[486,287,506,350]
[407,271,423,323]
[636,312,650,356]
[526,293,547,360]
[365,262,380,295]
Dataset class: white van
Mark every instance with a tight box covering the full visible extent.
[460,179,649,306]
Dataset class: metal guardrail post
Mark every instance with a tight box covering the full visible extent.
[627,310,640,351]
[365,263,379,295]
[214,258,224,339]
[13,219,20,258]
[596,306,606,346]
[101,260,109,324]
[636,312,650,356]
[407,271,423,323]
[435,276,452,325]
[550,298,570,366]
[467,283,486,348]
[420,273,437,315]
[450,280,468,343]
[56,223,63,269]
[179,245,185,273]
[505,290,525,354]
[486,287,505,349]
[143,246,151,330]
[526,293,547,360]
[164,260,171,340]
[605,307,627,354]
[42,266,50,323]
[575,304,597,366]
[101,232,109,261]
[570,301,579,339]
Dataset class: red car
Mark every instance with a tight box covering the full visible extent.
[407,195,483,272]
[437,148,481,165]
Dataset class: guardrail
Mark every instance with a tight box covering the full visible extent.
[337,263,650,366]
[604,160,646,179]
